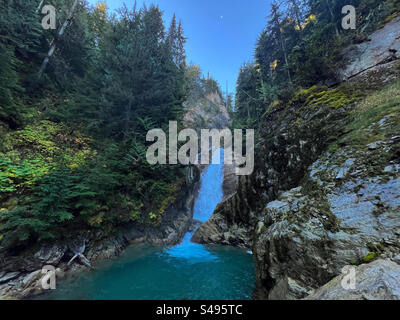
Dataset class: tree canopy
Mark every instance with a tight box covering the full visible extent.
[0,1,192,248]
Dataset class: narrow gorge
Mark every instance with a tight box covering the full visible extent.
[1,0,400,303]
[193,18,400,300]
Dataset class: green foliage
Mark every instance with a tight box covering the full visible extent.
[234,63,266,128]
[0,43,23,126]
[0,169,77,246]
[0,157,51,198]
[0,2,189,249]
[234,0,399,130]
[361,242,386,263]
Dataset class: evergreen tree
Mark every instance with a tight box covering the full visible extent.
[176,20,187,68]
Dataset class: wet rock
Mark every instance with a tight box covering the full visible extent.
[22,270,41,287]
[390,136,400,144]
[223,160,239,200]
[192,193,252,249]
[34,245,67,265]
[269,277,312,300]
[305,259,400,300]
[188,219,202,233]
[0,272,20,284]
[367,141,384,150]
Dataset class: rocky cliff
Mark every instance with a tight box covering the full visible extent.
[192,19,400,300]
[183,91,231,133]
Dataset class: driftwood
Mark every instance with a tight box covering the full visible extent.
[68,240,92,268]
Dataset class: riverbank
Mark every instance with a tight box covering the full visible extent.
[33,149,255,300]
[0,166,200,300]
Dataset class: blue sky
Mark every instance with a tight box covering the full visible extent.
[87,0,271,95]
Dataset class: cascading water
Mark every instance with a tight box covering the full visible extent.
[36,149,255,300]
[165,148,224,259]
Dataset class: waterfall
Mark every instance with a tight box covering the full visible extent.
[165,148,224,259]
[193,148,225,222]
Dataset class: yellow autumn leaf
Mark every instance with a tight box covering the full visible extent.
[88,212,104,226]
[96,2,106,12]
[270,60,278,71]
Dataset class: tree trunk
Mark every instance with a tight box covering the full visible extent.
[280,36,293,87]
[125,99,132,135]
[38,0,79,79]
[36,0,45,13]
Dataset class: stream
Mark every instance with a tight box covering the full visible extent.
[37,149,255,300]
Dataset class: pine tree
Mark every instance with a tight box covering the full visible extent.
[167,14,186,67]
[176,20,187,68]
[167,14,178,46]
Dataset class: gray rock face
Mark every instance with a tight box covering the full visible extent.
[192,53,400,300]
[338,17,400,81]
[223,160,239,200]
[305,259,400,300]
[253,151,400,299]
[193,100,350,250]
[0,272,20,284]
[192,188,253,249]
[183,91,232,134]
[34,245,67,265]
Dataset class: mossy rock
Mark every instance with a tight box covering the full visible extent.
[262,99,285,119]
[293,85,360,110]
[340,79,400,148]
[362,252,380,263]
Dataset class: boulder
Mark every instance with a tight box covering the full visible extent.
[305,259,400,300]
[34,245,67,265]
